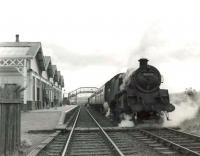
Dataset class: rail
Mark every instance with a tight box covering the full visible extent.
[165,127,200,141]
[61,106,81,156]
[140,129,200,156]
[86,108,125,156]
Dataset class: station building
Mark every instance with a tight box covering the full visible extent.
[0,35,64,110]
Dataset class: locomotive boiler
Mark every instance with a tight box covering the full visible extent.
[88,58,175,124]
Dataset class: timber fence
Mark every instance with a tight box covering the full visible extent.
[0,84,22,156]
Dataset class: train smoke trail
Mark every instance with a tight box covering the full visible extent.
[163,91,200,127]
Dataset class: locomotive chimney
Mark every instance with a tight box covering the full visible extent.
[15,34,19,42]
[139,58,148,68]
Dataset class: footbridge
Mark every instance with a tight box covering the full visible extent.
[68,87,98,105]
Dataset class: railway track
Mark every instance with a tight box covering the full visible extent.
[62,106,124,156]
[37,106,124,156]
[66,106,114,128]
[37,132,69,156]
[35,106,200,156]
[129,128,200,155]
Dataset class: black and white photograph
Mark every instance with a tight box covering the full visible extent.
[0,0,200,155]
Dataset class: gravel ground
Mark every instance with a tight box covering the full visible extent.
[21,105,76,155]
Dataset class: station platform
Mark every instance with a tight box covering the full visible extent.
[21,105,77,154]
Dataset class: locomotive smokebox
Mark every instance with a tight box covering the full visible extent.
[139,58,148,68]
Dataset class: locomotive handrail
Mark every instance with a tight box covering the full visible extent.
[86,108,125,156]
[61,106,81,156]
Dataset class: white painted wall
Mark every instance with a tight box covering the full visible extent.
[0,71,23,86]
[0,69,24,101]
[50,77,54,83]
[42,70,48,79]
[31,58,40,74]
[0,57,63,108]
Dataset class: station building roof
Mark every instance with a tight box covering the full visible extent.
[0,36,65,88]
[52,65,58,82]
[61,76,64,87]
[44,56,53,78]
[44,56,51,69]
[57,71,61,84]
[0,42,40,58]
[0,42,46,71]
[52,65,57,76]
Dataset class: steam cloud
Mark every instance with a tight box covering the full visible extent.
[118,113,134,127]
[120,68,135,91]
[103,102,110,117]
[164,91,200,127]
[104,101,135,127]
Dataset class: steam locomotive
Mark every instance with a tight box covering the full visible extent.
[88,58,175,124]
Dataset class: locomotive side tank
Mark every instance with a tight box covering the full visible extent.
[88,58,175,124]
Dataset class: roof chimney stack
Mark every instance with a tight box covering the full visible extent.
[16,34,19,42]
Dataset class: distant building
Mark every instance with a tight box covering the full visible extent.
[0,35,64,110]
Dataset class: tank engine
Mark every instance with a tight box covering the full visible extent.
[88,58,175,124]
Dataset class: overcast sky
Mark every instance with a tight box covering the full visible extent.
[0,0,200,93]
